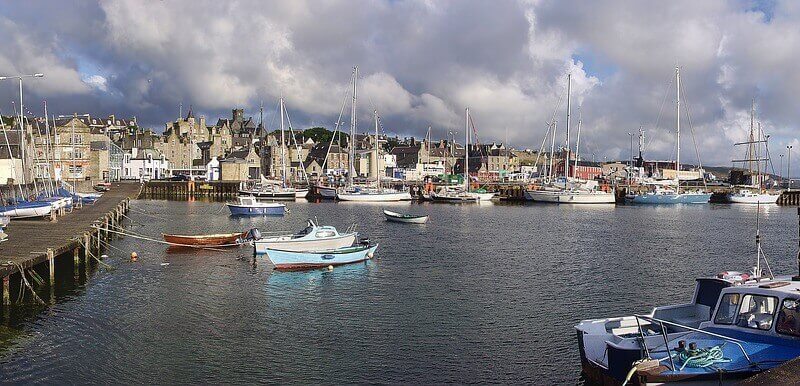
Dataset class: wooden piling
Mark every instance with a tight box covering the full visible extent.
[2,276,9,306]
[47,248,55,285]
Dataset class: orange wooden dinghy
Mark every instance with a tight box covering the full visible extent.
[162,232,246,247]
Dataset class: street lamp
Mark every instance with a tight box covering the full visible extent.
[780,154,784,186]
[628,132,633,185]
[0,73,44,186]
[789,145,794,191]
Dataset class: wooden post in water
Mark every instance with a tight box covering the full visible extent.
[73,246,80,281]
[47,248,55,285]
[2,276,9,306]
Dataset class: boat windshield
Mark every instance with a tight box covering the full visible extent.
[292,226,314,238]
[735,294,778,330]
[777,298,800,337]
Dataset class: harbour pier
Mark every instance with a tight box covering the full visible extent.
[141,180,240,199]
[0,182,140,310]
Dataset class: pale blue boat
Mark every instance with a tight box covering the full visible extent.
[629,187,711,204]
[226,196,286,216]
[264,244,378,270]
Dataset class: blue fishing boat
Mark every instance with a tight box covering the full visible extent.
[264,244,378,270]
[629,187,712,204]
[576,206,800,384]
[226,196,285,216]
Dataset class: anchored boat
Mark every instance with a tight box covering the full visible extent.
[576,204,800,385]
[226,196,286,216]
[253,220,356,254]
[383,209,428,224]
[162,231,249,247]
[264,243,378,270]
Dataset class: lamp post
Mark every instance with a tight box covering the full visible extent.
[628,132,633,185]
[787,146,792,190]
[0,73,44,186]
[780,154,784,186]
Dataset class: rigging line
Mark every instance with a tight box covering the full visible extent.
[760,123,777,177]
[644,74,675,154]
[283,104,309,182]
[322,87,351,172]
[9,262,46,306]
[679,78,708,189]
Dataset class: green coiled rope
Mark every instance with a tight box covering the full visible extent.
[672,344,731,370]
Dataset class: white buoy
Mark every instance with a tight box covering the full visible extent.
[161,262,170,266]
[130,252,138,262]
[327,265,334,271]
[367,252,374,258]
[101,254,108,259]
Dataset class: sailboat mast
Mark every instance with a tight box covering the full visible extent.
[374,110,380,190]
[280,97,288,187]
[574,108,582,174]
[675,66,681,195]
[348,66,357,187]
[565,73,571,179]
[465,107,470,192]
[549,120,557,182]
[749,99,756,178]
[0,113,23,198]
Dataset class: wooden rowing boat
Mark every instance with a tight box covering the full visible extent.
[162,232,246,246]
[383,209,429,224]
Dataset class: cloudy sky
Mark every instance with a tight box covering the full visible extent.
[1,0,798,169]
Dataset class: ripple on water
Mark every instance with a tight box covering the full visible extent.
[0,200,797,384]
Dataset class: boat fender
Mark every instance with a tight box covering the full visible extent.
[367,251,374,258]
[327,265,334,271]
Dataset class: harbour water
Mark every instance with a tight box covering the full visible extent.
[0,200,797,384]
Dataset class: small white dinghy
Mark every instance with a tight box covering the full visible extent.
[382,209,429,224]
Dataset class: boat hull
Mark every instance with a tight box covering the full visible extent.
[337,191,412,202]
[630,192,711,204]
[525,190,615,204]
[162,232,245,246]
[294,188,309,198]
[265,245,378,270]
[238,189,297,200]
[728,193,780,204]
[254,233,356,254]
[316,185,338,199]
[474,192,496,201]
[383,210,429,224]
[227,203,285,216]
[0,202,53,219]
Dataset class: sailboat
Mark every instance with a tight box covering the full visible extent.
[0,109,52,219]
[240,98,308,199]
[729,101,780,204]
[337,66,411,202]
[629,67,711,204]
[524,74,615,204]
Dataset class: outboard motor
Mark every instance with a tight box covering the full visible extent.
[244,228,262,241]
[359,237,371,246]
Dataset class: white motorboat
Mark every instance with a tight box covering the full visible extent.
[253,219,357,254]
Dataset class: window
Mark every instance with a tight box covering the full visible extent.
[735,294,778,330]
[777,298,800,337]
[714,293,741,325]
[315,230,335,238]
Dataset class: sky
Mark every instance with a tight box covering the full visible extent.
[1,0,799,170]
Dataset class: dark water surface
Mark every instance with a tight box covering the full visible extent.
[0,200,797,384]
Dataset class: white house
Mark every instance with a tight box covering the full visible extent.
[122,150,169,181]
[206,156,221,181]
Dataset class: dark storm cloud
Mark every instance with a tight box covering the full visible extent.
[1,0,799,167]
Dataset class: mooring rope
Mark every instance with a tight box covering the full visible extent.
[78,238,115,270]
[8,261,46,306]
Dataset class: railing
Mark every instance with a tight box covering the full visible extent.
[633,314,753,371]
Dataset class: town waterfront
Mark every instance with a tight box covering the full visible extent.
[0,199,797,384]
